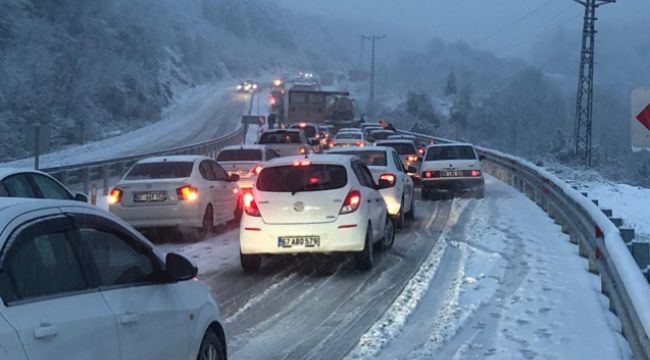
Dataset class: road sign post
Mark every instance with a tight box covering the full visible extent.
[631,88,650,150]
[24,124,50,169]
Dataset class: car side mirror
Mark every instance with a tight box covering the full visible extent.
[377,178,393,190]
[74,193,88,202]
[229,174,240,182]
[479,154,486,161]
[407,166,417,174]
[166,253,198,281]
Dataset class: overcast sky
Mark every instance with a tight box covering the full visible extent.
[275,0,648,58]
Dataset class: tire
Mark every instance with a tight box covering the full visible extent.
[355,225,374,271]
[240,252,262,273]
[198,206,215,242]
[197,329,226,360]
[232,197,243,224]
[474,186,485,199]
[380,215,395,251]
[405,192,415,220]
[393,198,405,230]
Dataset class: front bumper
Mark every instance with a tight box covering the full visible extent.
[240,214,368,254]
[421,177,484,193]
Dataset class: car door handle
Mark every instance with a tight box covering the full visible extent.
[120,313,139,325]
[34,323,58,339]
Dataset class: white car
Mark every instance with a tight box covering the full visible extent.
[331,131,368,148]
[328,146,415,229]
[239,155,395,273]
[375,139,422,181]
[109,155,241,240]
[216,145,280,189]
[256,129,312,157]
[0,198,226,360]
[289,122,322,153]
[0,168,88,201]
[420,143,485,199]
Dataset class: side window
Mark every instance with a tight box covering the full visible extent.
[30,174,72,200]
[2,174,37,198]
[392,151,403,171]
[199,161,217,181]
[265,149,278,160]
[0,218,88,303]
[352,162,375,188]
[77,227,156,287]
[360,165,376,187]
[0,183,8,197]
[210,161,228,181]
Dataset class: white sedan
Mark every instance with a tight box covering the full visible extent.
[330,131,368,148]
[216,144,280,189]
[109,155,241,241]
[239,154,395,273]
[0,198,226,360]
[328,146,415,229]
[421,143,486,199]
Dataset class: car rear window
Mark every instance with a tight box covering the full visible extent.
[217,149,263,161]
[426,146,476,161]
[371,131,393,140]
[258,132,302,144]
[335,133,362,139]
[257,165,347,192]
[290,125,317,138]
[125,162,193,180]
[331,151,387,167]
[380,142,416,155]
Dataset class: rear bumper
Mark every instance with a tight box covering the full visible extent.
[109,202,203,228]
[421,177,484,192]
[240,214,367,254]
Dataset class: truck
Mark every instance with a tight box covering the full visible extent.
[287,85,356,129]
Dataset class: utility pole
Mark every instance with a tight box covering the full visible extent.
[573,0,614,167]
[358,36,365,70]
[362,34,385,117]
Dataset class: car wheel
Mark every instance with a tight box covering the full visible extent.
[405,193,415,220]
[197,329,226,360]
[394,198,405,230]
[233,197,243,224]
[421,190,429,201]
[200,206,215,240]
[380,215,395,251]
[475,186,485,199]
[240,252,262,273]
[354,225,374,271]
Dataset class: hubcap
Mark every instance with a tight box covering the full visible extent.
[200,343,218,360]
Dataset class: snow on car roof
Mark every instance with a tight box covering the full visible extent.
[327,146,390,153]
[263,154,354,167]
[262,129,301,134]
[426,142,474,148]
[0,198,90,234]
[221,144,267,151]
[376,139,416,145]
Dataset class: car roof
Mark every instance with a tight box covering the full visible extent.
[136,155,207,164]
[328,146,390,153]
[426,142,473,148]
[220,144,267,151]
[261,129,301,134]
[0,167,49,180]
[370,129,394,133]
[263,154,353,167]
[376,139,415,145]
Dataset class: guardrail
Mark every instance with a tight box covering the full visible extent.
[400,129,650,358]
[41,91,257,195]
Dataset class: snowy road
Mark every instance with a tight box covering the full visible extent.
[156,176,629,359]
[2,81,251,169]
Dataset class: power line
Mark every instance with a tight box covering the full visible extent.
[473,0,556,46]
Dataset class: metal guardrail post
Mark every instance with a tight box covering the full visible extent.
[621,228,635,252]
[103,164,110,195]
[632,240,650,282]
[602,209,613,217]
[610,218,623,227]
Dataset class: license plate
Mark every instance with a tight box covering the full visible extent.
[228,170,247,176]
[277,236,321,248]
[441,171,463,177]
[134,191,167,202]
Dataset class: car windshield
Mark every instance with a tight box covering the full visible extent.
[380,143,416,155]
[258,132,302,144]
[217,149,263,161]
[426,146,476,161]
[331,151,387,167]
[125,162,193,180]
[291,125,317,138]
[257,165,347,192]
[335,133,362,139]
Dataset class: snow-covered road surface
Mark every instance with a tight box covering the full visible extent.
[2,80,250,169]
[155,175,629,359]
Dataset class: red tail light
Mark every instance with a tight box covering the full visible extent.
[356,141,365,147]
[340,190,361,214]
[331,140,337,146]
[418,148,425,155]
[422,171,440,178]
[466,170,482,177]
[108,188,123,205]
[293,159,311,166]
[177,185,199,201]
[252,165,263,175]
[379,173,396,187]
[243,192,261,217]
